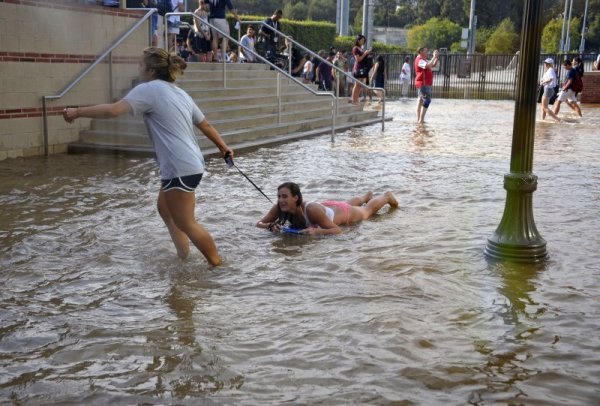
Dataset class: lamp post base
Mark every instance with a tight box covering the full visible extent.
[484,172,548,263]
[485,237,548,263]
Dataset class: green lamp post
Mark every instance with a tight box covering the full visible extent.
[485,0,548,262]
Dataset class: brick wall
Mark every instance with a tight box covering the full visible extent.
[580,71,600,104]
[0,0,148,161]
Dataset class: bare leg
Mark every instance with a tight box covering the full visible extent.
[158,189,221,266]
[351,79,364,104]
[346,191,373,206]
[568,100,582,117]
[221,37,228,62]
[348,191,398,223]
[211,35,219,61]
[553,100,561,115]
[416,98,423,122]
[542,97,560,122]
[158,191,190,259]
[168,33,177,54]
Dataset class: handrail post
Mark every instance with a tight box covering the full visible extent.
[222,50,227,88]
[277,73,281,124]
[288,42,292,77]
[42,97,49,157]
[335,74,339,116]
[381,89,385,132]
[331,96,336,143]
[109,52,114,102]
[163,15,168,51]
[148,14,153,45]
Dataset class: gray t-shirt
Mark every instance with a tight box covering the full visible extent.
[124,79,205,179]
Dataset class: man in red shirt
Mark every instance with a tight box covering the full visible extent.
[414,46,439,123]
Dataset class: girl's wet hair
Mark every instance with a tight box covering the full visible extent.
[142,47,187,83]
[269,182,306,229]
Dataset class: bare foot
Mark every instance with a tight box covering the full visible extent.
[385,191,399,207]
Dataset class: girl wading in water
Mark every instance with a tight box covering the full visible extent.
[64,47,232,266]
[257,182,398,235]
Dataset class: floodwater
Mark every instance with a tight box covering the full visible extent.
[1,100,599,404]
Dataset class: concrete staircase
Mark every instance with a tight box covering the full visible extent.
[68,62,383,157]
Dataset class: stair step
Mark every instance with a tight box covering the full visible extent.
[69,116,386,158]
[90,102,363,133]
[70,60,387,158]
[80,110,380,148]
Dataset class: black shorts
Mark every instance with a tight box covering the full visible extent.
[161,173,203,192]
[353,68,368,79]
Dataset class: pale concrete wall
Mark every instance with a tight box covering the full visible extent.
[0,0,150,161]
[372,27,408,47]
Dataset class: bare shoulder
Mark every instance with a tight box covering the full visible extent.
[305,202,327,222]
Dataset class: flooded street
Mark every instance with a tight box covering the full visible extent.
[1,100,599,404]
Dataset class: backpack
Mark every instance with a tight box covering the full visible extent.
[571,71,583,93]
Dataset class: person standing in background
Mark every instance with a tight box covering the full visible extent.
[259,9,283,62]
[370,54,386,103]
[332,50,348,97]
[350,34,371,105]
[539,58,560,122]
[414,46,439,123]
[188,0,213,62]
[208,0,241,62]
[399,56,411,99]
[553,59,583,118]
[239,25,257,63]
[166,0,184,54]
[317,51,335,91]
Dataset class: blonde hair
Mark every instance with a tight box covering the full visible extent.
[142,47,187,83]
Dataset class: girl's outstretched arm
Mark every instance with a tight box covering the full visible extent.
[63,100,132,123]
[257,204,280,230]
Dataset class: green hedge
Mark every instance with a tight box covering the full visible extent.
[233,15,337,52]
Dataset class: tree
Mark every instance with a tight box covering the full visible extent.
[475,26,494,53]
[283,1,308,21]
[373,0,400,27]
[586,14,600,51]
[414,0,441,24]
[394,3,417,28]
[353,4,363,34]
[485,18,519,54]
[471,1,524,31]
[541,17,563,53]
[307,0,336,21]
[440,0,468,26]
[541,17,581,53]
[406,17,461,51]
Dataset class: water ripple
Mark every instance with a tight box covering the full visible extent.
[1,101,599,404]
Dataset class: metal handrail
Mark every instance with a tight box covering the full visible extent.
[41,9,157,156]
[240,20,386,131]
[169,12,338,141]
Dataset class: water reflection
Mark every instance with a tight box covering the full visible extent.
[411,123,435,151]
[491,261,545,325]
